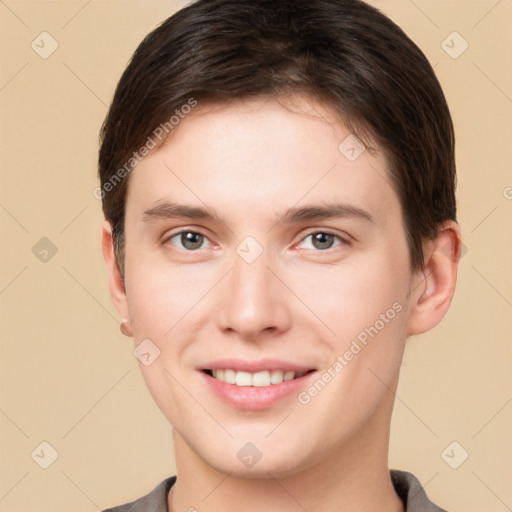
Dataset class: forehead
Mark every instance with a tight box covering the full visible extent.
[124,96,400,226]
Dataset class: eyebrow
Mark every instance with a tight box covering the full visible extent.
[141,200,374,225]
[142,201,222,224]
[280,203,374,224]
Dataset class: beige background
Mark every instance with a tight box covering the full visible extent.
[1,0,511,510]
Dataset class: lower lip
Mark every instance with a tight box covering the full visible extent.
[201,371,316,410]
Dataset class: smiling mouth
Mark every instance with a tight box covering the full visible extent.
[202,369,315,387]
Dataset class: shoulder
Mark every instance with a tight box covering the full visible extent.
[102,476,176,512]
[102,471,447,512]
[390,469,448,512]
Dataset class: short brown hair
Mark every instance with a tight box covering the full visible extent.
[98,0,456,277]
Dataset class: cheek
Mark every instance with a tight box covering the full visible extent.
[293,261,409,438]
[123,257,214,389]
[124,252,198,339]
[286,252,410,341]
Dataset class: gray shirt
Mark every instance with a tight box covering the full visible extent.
[102,470,448,511]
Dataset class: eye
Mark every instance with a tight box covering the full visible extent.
[297,231,346,251]
[164,230,211,251]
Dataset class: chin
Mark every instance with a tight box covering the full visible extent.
[210,453,309,479]
[190,433,317,479]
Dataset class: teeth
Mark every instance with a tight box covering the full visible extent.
[224,369,236,384]
[252,371,271,387]
[235,371,252,386]
[209,369,308,386]
[269,370,284,384]
[283,370,295,381]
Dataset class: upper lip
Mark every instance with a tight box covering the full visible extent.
[200,359,315,373]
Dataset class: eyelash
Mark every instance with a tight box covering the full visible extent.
[163,229,350,252]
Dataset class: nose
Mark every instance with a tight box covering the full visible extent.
[216,249,292,341]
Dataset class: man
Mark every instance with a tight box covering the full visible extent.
[98,1,462,510]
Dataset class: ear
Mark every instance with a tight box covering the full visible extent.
[100,218,130,320]
[406,220,462,336]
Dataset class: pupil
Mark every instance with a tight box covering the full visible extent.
[182,232,203,250]
[313,233,333,250]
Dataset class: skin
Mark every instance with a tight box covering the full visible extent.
[101,95,461,512]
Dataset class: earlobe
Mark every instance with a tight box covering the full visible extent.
[100,219,130,322]
[406,221,462,336]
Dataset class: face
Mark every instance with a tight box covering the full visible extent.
[110,96,423,476]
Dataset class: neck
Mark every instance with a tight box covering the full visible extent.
[168,381,403,512]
